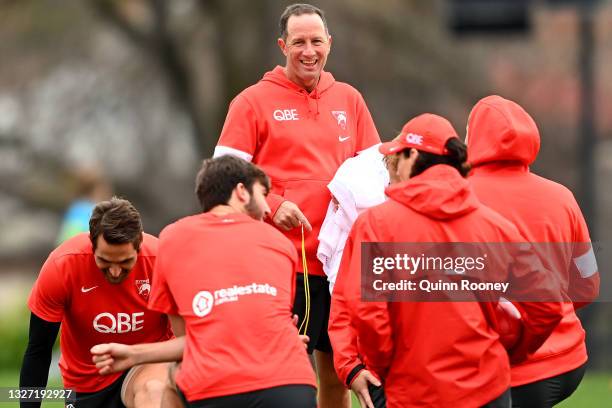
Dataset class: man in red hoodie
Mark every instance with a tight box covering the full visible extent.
[466,95,599,407]
[334,113,564,407]
[214,4,380,407]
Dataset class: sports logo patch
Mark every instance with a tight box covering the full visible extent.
[331,111,347,130]
[135,279,151,300]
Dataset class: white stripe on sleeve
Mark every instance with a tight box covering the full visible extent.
[574,247,598,278]
[213,146,253,162]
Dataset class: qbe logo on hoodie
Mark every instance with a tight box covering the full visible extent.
[273,109,299,121]
[192,283,278,317]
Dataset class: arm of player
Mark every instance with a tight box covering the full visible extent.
[329,236,367,387]
[92,314,186,375]
[19,313,60,408]
[509,246,564,364]
[91,337,186,375]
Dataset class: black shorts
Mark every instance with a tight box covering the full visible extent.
[511,363,586,408]
[293,274,332,354]
[481,388,511,408]
[178,384,317,408]
[72,371,128,408]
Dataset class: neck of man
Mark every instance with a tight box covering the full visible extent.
[208,192,249,217]
[283,67,318,93]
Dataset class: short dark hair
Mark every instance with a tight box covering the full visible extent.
[279,3,328,40]
[404,138,471,178]
[195,155,270,212]
[89,197,143,251]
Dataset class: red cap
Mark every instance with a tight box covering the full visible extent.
[379,113,459,156]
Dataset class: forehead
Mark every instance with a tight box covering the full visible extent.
[286,13,327,38]
[94,235,137,258]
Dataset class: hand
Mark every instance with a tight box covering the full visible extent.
[273,201,312,232]
[91,343,138,375]
[351,369,381,408]
[292,314,310,349]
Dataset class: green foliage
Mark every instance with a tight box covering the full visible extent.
[0,303,30,371]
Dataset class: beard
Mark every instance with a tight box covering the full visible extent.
[245,196,265,221]
[103,268,131,284]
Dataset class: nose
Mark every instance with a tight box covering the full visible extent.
[109,264,122,277]
[263,201,271,218]
[303,42,316,56]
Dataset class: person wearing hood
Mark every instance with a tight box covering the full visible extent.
[335,113,564,408]
[466,95,599,407]
[213,4,380,407]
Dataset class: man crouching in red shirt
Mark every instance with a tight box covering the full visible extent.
[20,198,173,408]
[91,155,317,408]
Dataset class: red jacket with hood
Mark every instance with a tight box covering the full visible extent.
[467,95,599,386]
[337,164,563,407]
[215,66,380,276]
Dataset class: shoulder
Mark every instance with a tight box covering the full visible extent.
[158,215,199,242]
[49,233,92,265]
[530,173,578,206]
[138,233,158,257]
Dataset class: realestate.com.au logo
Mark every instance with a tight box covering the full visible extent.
[192,283,278,317]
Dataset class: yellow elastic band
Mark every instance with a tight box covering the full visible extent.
[298,223,310,336]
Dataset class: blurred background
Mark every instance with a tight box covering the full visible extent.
[0,0,610,406]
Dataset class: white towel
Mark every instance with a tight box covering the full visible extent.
[317,145,389,293]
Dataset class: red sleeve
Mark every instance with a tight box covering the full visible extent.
[329,232,364,386]
[148,243,179,316]
[266,193,286,220]
[507,244,564,364]
[344,214,393,380]
[217,94,259,157]
[354,93,381,153]
[27,256,67,323]
[568,203,599,309]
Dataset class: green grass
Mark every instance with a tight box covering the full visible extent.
[1,370,609,407]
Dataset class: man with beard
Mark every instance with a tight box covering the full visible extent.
[91,156,316,408]
[20,198,173,408]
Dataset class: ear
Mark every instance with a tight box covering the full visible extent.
[234,183,250,204]
[278,38,288,56]
[409,148,419,161]
[328,35,333,51]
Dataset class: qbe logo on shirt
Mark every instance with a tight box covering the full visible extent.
[192,283,277,317]
[273,109,299,121]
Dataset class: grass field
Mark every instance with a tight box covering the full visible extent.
[1,371,610,407]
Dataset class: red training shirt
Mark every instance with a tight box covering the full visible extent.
[148,212,316,402]
[28,233,172,392]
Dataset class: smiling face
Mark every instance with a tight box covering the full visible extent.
[94,235,138,284]
[278,13,332,92]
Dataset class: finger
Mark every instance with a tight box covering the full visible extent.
[292,314,299,326]
[92,353,111,363]
[99,366,113,376]
[90,344,109,355]
[295,212,312,232]
[357,394,370,408]
[365,372,381,387]
[277,219,293,231]
[287,213,301,229]
[359,390,375,408]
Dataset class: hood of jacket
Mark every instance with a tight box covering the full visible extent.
[385,165,480,220]
[261,65,335,95]
[467,95,540,167]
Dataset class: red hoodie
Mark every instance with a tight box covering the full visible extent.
[216,66,380,276]
[336,164,563,408]
[467,95,599,386]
